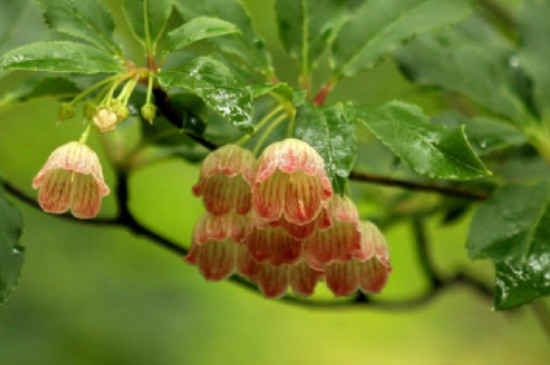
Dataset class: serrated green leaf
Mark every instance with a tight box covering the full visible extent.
[433,112,526,156]
[35,0,121,55]
[158,57,254,133]
[0,180,25,304]
[396,15,532,125]
[519,0,550,117]
[332,0,471,78]
[0,41,124,73]
[167,16,240,53]
[352,101,490,180]
[173,0,273,76]
[0,76,80,109]
[295,102,357,194]
[468,183,550,309]
[274,0,348,75]
[123,0,173,51]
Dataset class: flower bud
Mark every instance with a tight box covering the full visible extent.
[32,141,110,219]
[141,103,157,124]
[58,103,75,121]
[92,108,118,133]
[83,102,97,120]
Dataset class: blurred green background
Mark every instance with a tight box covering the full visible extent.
[0,0,549,364]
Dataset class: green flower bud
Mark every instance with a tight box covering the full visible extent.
[83,102,97,120]
[141,103,157,124]
[58,103,75,121]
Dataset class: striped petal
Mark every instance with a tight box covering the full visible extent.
[256,264,289,298]
[70,173,102,219]
[357,258,391,294]
[186,239,238,281]
[246,227,302,266]
[37,169,72,214]
[289,261,323,297]
[324,261,359,297]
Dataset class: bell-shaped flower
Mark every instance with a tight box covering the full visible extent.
[253,139,332,225]
[193,145,256,216]
[245,226,303,266]
[32,141,110,219]
[257,207,332,240]
[186,212,253,281]
[304,195,362,268]
[324,221,392,296]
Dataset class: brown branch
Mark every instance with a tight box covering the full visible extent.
[2,175,494,311]
[349,171,490,201]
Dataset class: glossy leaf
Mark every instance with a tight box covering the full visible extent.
[0,76,80,108]
[433,112,526,156]
[123,0,173,51]
[173,0,273,76]
[35,0,121,54]
[167,17,240,53]
[274,0,347,74]
[352,101,490,180]
[0,41,124,73]
[332,0,471,78]
[296,102,357,194]
[519,0,550,116]
[468,183,550,309]
[158,57,254,133]
[396,15,532,125]
[0,180,25,304]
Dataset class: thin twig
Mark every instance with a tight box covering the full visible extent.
[349,171,490,201]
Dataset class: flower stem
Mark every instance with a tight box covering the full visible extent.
[252,114,288,155]
[78,124,92,144]
[236,105,284,146]
[69,74,123,106]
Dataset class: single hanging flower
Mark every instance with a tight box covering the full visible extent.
[92,108,118,133]
[324,221,392,296]
[193,144,256,216]
[304,195,363,269]
[32,141,110,219]
[186,212,253,281]
[253,139,333,225]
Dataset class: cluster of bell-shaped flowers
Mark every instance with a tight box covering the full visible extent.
[186,139,391,298]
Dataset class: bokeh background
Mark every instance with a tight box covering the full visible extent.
[0,0,549,364]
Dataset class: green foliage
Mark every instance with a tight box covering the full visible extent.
[519,0,550,117]
[0,41,124,73]
[351,101,490,180]
[35,0,121,55]
[158,57,254,133]
[0,76,80,109]
[396,15,532,126]
[123,0,174,53]
[0,180,25,305]
[296,103,357,194]
[433,112,526,156]
[173,0,273,76]
[167,16,240,53]
[468,183,550,309]
[274,0,348,77]
[332,0,471,78]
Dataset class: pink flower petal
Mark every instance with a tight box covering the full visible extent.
[70,173,102,219]
[37,170,71,214]
[256,264,289,298]
[289,261,323,297]
[325,261,359,297]
[357,258,391,294]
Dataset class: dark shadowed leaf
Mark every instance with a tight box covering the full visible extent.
[519,0,550,116]
[296,102,357,194]
[174,0,273,76]
[396,15,532,125]
[351,101,490,180]
[0,76,80,108]
[167,17,240,53]
[274,0,348,75]
[0,41,124,73]
[36,0,121,54]
[0,180,25,304]
[332,0,471,78]
[123,0,173,51]
[468,183,550,309]
[433,112,526,156]
[158,57,254,133]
